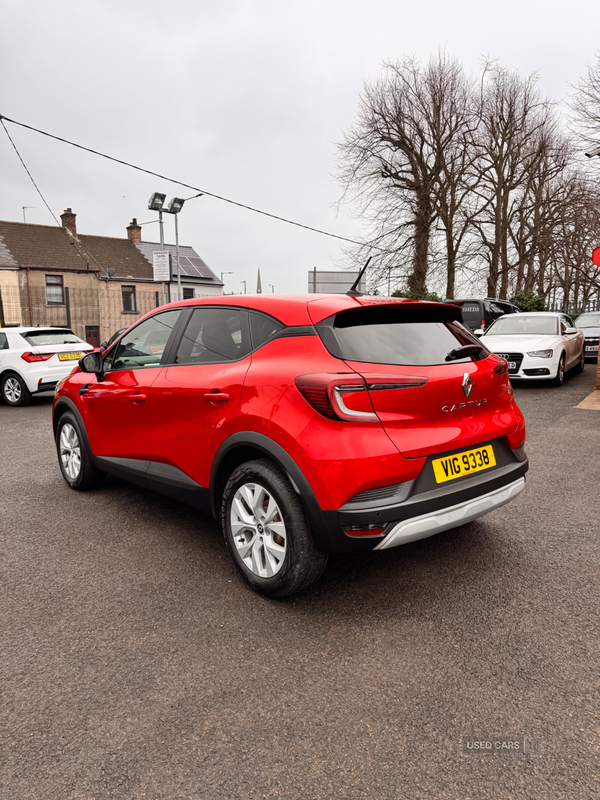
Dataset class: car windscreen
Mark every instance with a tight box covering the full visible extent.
[316,305,487,366]
[484,316,558,336]
[575,313,600,328]
[21,329,83,345]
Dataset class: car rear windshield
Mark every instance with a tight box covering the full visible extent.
[454,302,482,323]
[485,316,558,336]
[21,329,83,345]
[317,305,487,366]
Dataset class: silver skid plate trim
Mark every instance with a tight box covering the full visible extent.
[374,477,525,550]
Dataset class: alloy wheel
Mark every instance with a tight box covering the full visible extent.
[59,423,82,480]
[230,483,287,578]
[3,377,21,403]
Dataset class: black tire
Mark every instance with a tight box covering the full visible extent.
[552,353,566,386]
[55,411,106,490]
[221,458,328,598]
[574,347,585,373]
[1,372,32,407]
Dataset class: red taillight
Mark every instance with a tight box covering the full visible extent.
[493,359,508,376]
[344,524,387,537]
[295,373,428,421]
[295,373,378,421]
[363,374,428,391]
[21,352,54,362]
[480,320,486,330]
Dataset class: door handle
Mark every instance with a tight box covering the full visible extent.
[203,390,230,402]
[128,392,147,403]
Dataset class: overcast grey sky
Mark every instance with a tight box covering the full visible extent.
[1,0,598,294]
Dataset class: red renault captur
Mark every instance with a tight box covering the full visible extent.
[52,294,527,597]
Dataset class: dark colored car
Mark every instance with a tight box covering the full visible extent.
[574,312,600,362]
[447,298,521,333]
[52,294,528,598]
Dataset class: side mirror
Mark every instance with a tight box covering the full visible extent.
[79,351,105,381]
[474,329,484,337]
[565,327,577,335]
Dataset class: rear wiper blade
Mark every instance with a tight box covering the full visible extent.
[445,344,485,362]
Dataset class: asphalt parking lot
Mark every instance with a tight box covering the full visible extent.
[2,367,599,800]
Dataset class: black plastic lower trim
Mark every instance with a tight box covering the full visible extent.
[93,456,212,514]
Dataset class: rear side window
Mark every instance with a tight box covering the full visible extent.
[0,333,8,350]
[21,329,82,345]
[317,306,485,366]
[174,307,251,365]
[249,312,284,349]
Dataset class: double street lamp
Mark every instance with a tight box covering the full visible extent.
[148,192,203,302]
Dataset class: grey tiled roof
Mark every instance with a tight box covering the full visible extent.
[136,241,222,284]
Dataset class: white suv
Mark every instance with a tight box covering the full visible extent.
[0,327,93,407]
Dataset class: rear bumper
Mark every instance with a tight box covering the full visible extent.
[374,477,524,549]
[315,439,528,552]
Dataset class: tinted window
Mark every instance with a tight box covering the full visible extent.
[110,310,182,370]
[455,302,483,329]
[0,333,8,350]
[249,312,283,349]
[319,307,483,366]
[484,316,558,336]
[21,329,82,345]
[174,307,250,365]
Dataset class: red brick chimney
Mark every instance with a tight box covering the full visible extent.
[60,208,77,235]
[127,218,142,244]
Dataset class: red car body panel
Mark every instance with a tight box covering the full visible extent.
[149,358,252,487]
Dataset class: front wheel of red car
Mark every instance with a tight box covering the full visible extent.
[221,459,328,598]
[55,411,106,491]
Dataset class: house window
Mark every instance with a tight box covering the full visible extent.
[183,288,194,300]
[45,275,64,305]
[122,285,137,313]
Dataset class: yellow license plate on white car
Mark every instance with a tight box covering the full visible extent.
[58,352,82,361]
[432,445,496,484]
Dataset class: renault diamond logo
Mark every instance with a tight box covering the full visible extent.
[462,373,474,398]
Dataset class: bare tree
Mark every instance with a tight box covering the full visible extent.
[571,53,600,150]
[337,53,476,296]
[471,63,554,298]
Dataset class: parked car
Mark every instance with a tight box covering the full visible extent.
[447,298,521,333]
[573,311,600,362]
[479,312,585,385]
[52,295,528,597]
[0,327,94,407]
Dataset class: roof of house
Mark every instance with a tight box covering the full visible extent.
[0,219,220,283]
[136,241,222,284]
[0,220,153,278]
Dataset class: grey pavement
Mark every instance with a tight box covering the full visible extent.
[1,366,599,799]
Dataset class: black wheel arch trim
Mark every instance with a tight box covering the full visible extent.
[52,397,93,454]
[210,431,332,550]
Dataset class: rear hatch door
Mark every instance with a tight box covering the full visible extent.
[313,301,515,459]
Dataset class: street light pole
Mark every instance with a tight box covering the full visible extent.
[269,284,274,293]
[174,212,181,302]
[241,280,247,294]
[158,208,166,304]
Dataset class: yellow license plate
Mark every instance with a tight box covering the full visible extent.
[58,352,82,361]
[432,445,496,484]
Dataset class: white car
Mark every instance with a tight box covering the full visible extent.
[0,327,93,407]
[478,312,585,386]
